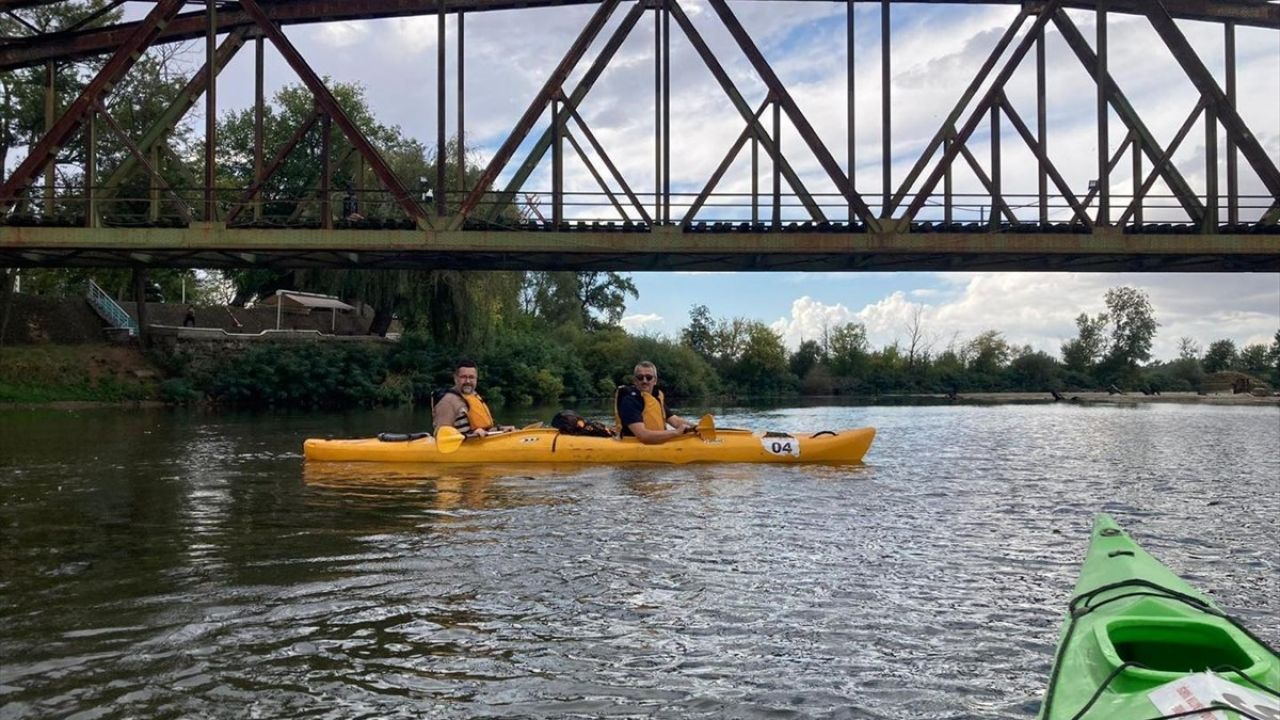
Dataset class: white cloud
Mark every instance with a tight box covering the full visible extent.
[315,20,373,48]
[770,295,858,348]
[771,274,1280,361]
[621,312,664,332]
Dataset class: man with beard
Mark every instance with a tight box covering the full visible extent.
[432,360,514,438]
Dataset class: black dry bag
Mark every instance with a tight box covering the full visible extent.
[551,410,614,438]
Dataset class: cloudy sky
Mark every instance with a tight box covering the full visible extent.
[128,1,1278,358]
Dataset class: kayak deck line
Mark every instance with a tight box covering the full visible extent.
[303,426,876,464]
[1039,515,1280,720]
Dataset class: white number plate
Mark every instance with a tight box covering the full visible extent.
[761,436,800,457]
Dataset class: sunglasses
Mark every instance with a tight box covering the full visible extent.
[635,374,655,382]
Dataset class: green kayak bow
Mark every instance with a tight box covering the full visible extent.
[1039,514,1279,720]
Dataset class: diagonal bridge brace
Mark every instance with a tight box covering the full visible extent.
[488,0,647,224]
[1051,10,1204,224]
[100,26,250,201]
[237,0,426,225]
[459,0,623,219]
[905,0,1060,222]
[887,9,1028,217]
[1140,0,1280,205]
[704,0,874,227]
[0,0,187,213]
[481,0,827,226]
[668,0,825,224]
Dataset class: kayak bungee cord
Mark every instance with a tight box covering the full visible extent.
[1041,578,1280,720]
[1066,662,1273,720]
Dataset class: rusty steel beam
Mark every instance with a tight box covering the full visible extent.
[0,0,187,212]
[1141,0,1280,202]
[1096,0,1108,224]
[225,106,322,225]
[204,0,218,222]
[2,0,1275,73]
[458,0,621,218]
[706,0,875,227]
[92,98,193,223]
[683,99,770,225]
[904,1,1059,221]
[436,0,446,216]
[2,224,1277,273]
[1051,10,1204,224]
[101,28,248,199]
[668,0,825,222]
[237,0,426,224]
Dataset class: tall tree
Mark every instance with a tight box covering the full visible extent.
[1202,339,1237,374]
[1061,312,1109,373]
[681,304,716,360]
[827,322,870,377]
[1101,286,1159,378]
[963,330,1011,376]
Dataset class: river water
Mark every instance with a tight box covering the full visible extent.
[1,402,1277,719]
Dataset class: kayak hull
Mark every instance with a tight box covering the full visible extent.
[304,426,875,464]
[1039,515,1279,720]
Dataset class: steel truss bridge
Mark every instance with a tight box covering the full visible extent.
[0,0,1277,272]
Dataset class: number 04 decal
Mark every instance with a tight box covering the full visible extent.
[761,437,800,457]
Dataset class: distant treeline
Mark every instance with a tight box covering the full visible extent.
[151,286,1278,409]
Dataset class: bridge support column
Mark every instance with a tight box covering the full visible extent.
[132,268,149,346]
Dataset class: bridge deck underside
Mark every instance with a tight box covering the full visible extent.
[1,227,1275,272]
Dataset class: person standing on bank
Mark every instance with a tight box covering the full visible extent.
[615,361,697,444]
[432,360,514,438]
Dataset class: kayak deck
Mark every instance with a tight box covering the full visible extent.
[304,426,875,464]
[1039,514,1280,720]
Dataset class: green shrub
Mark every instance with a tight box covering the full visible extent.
[159,378,202,404]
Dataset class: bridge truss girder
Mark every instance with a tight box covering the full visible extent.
[1,0,1277,272]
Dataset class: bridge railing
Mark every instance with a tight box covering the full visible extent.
[3,186,1276,232]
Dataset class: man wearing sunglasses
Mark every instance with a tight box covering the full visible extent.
[614,361,697,444]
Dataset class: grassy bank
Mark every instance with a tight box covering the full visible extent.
[0,344,162,403]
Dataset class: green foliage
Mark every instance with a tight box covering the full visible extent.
[721,321,794,396]
[1202,339,1237,374]
[789,339,825,380]
[159,378,201,405]
[827,322,870,377]
[1008,346,1061,390]
[682,304,716,360]
[1062,312,1108,374]
[207,344,393,408]
[1100,286,1159,384]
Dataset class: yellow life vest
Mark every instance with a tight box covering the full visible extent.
[462,392,495,430]
[614,386,667,435]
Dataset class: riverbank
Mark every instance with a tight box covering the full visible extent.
[912,390,1279,406]
[0,344,163,403]
[3,343,1276,409]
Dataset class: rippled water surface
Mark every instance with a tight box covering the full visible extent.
[1,402,1277,719]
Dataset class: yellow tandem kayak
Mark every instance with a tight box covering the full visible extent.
[303,426,876,464]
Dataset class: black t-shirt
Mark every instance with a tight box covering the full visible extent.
[617,387,672,437]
